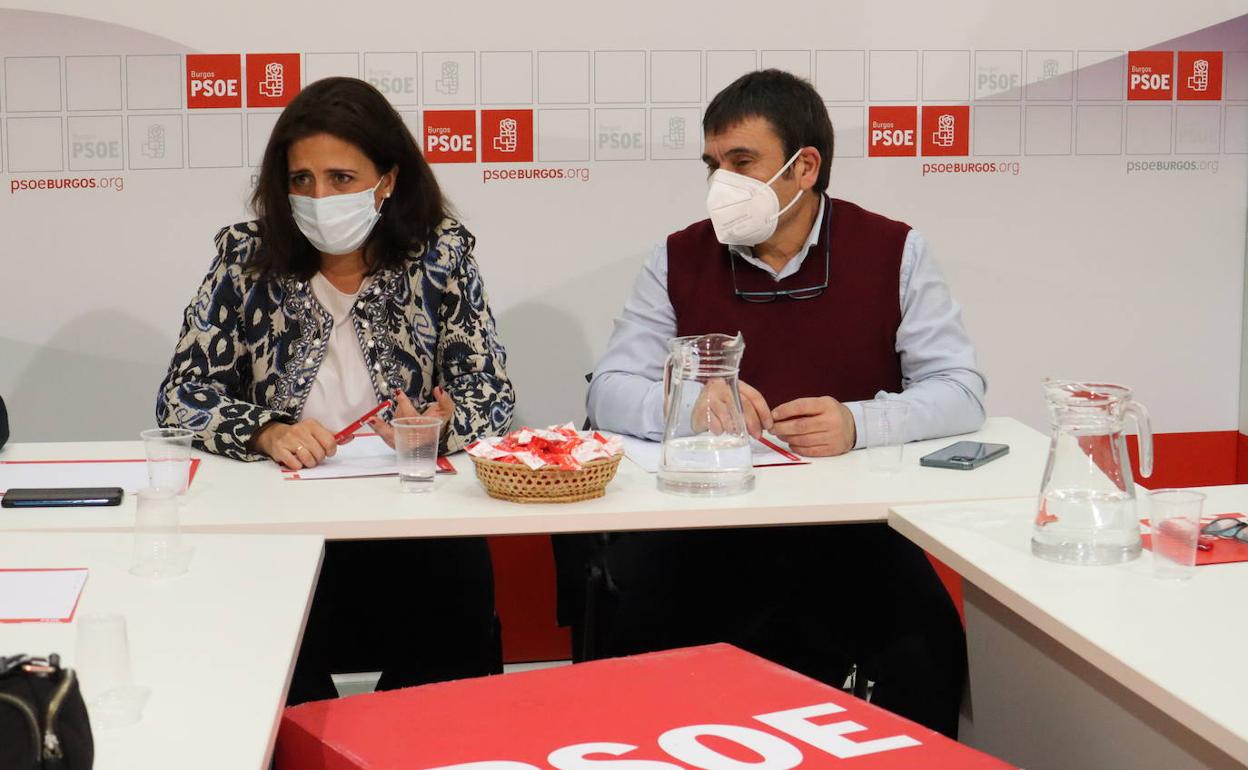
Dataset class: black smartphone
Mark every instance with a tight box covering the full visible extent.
[919,441,1009,470]
[1,487,124,508]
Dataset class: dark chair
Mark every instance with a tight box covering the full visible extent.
[551,531,615,661]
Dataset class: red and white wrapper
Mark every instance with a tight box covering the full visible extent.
[466,424,624,471]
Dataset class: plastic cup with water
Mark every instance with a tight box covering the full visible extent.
[139,428,193,494]
[394,416,442,493]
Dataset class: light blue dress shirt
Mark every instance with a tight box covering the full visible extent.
[586,198,988,447]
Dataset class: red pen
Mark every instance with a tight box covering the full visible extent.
[334,399,394,444]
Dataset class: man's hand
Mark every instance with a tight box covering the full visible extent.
[770,396,856,457]
[690,379,772,439]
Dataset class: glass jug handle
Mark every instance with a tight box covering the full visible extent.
[1126,400,1153,478]
[662,352,676,422]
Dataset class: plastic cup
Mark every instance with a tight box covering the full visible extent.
[130,488,189,577]
[863,400,909,473]
[75,613,131,702]
[140,428,193,494]
[73,612,150,728]
[1149,489,1205,580]
[394,416,442,493]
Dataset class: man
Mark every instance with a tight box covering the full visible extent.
[582,70,986,737]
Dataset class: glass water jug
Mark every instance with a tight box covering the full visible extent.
[1032,380,1154,565]
[657,333,755,496]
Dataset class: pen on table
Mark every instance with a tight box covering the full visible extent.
[334,400,394,444]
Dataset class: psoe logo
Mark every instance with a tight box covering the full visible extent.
[436,61,460,95]
[186,54,242,108]
[494,118,518,153]
[481,110,533,163]
[1127,51,1174,100]
[247,53,300,108]
[868,106,917,157]
[423,110,477,163]
[598,126,643,151]
[69,130,122,166]
[260,63,284,98]
[921,106,969,157]
[1178,51,1223,100]
[663,116,686,149]
[141,123,166,159]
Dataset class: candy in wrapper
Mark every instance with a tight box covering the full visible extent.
[465,424,624,470]
[511,451,546,470]
[571,442,610,465]
[464,437,513,461]
[593,432,625,456]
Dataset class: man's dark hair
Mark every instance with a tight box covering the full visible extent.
[703,69,834,193]
[248,77,449,279]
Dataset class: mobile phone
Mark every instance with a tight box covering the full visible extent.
[1,487,124,508]
[919,441,1009,470]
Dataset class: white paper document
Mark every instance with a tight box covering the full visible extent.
[0,569,89,623]
[283,435,455,480]
[613,433,809,473]
[0,460,152,494]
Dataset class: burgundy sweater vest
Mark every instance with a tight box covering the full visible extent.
[666,197,908,407]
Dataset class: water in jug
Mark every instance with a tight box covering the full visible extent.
[1032,380,1153,565]
[658,333,755,496]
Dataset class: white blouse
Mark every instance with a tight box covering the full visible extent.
[300,272,380,434]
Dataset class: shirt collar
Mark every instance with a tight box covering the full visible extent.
[728,195,827,282]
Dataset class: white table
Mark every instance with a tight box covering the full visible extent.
[0,417,1048,538]
[0,532,323,770]
[889,487,1248,770]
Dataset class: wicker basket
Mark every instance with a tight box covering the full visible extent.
[470,453,623,504]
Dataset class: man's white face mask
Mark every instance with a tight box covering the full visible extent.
[705,149,803,247]
[289,178,386,255]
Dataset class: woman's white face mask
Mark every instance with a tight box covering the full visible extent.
[705,149,804,247]
[289,178,386,255]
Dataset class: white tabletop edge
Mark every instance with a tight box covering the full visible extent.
[259,543,323,768]
[0,417,1051,539]
[3,492,1045,539]
[0,532,325,770]
[887,504,1248,766]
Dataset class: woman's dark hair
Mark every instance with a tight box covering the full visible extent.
[703,69,834,193]
[248,77,448,279]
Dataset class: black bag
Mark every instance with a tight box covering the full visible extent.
[0,395,9,450]
[0,654,93,769]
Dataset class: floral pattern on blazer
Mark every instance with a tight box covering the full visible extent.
[156,218,514,461]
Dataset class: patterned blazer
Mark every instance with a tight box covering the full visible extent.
[156,218,515,461]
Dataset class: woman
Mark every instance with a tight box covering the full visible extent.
[157,77,514,703]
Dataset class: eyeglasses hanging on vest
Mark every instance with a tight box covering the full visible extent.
[730,206,831,303]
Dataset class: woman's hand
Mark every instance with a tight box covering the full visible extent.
[253,420,338,470]
[370,387,454,448]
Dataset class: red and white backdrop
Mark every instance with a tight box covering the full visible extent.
[1,0,1246,659]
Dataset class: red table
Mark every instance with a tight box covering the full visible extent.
[278,644,1013,770]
